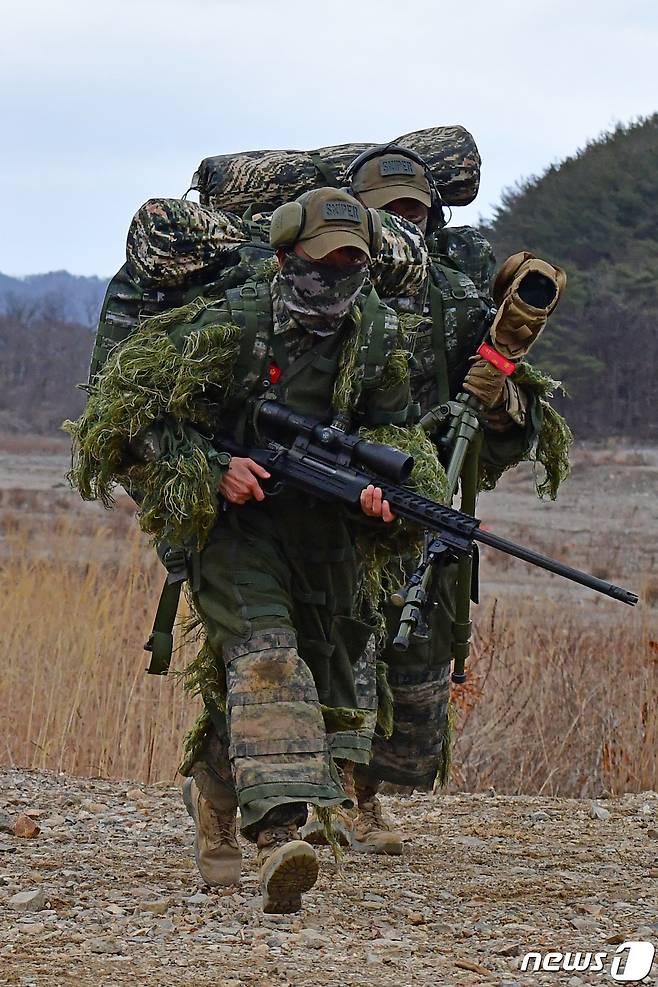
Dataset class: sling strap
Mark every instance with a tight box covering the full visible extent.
[308,151,341,188]
[145,545,199,675]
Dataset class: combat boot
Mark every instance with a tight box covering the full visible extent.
[182,778,242,887]
[257,822,319,913]
[349,784,403,855]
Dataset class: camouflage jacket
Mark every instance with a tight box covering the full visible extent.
[162,275,409,436]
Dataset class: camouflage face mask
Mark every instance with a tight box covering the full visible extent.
[278,253,368,332]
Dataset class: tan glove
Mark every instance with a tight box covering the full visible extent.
[490,252,566,359]
[462,360,528,428]
[463,358,508,409]
[463,251,566,424]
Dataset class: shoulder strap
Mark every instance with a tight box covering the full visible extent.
[429,262,476,404]
[227,279,273,386]
[428,272,451,405]
[360,287,391,387]
[307,151,341,188]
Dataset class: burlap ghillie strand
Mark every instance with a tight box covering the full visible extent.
[434,699,456,790]
[375,660,395,739]
[332,306,364,416]
[65,306,241,545]
[320,706,368,733]
[181,635,227,712]
[477,362,573,499]
[179,707,213,777]
[129,430,224,546]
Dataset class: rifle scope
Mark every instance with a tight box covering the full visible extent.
[255,400,414,485]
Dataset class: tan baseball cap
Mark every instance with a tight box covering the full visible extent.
[351,153,432,210]
[296,188,373,260]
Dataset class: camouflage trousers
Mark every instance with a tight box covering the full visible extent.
[184,495,378,837]
[355,560,456,792]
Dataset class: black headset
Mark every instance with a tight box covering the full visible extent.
[345,142,446,232]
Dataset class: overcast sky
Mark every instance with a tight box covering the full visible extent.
[1,0,656,277]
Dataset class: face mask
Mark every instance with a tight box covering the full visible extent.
[278,253,368,330]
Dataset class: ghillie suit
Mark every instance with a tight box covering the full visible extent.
[67,187,447,840]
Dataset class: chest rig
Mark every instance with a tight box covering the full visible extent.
[223,278,401,431]
[401,260,491,418]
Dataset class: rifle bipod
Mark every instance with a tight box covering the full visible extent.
[391,539,456,652]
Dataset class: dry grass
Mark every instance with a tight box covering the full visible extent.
[1,511,655,796]
[1,521,200,782]
[454,600,657,797]
[0,431,71,455]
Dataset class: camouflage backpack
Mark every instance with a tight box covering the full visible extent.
[89,199,275,382]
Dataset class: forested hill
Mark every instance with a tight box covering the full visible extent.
[480,114,658,439]
[0,271,108,327]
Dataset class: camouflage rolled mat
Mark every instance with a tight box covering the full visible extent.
[191,125,481,212]
[127,199,250,288]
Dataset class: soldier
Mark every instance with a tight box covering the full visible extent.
[69,187,415,912]
[326,145,566,854]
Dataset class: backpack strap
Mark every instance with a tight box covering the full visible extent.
[225,279,274,439]
[308,151,341,188]
[428,274,451,405]
[428,262,474,404]
[227,279,273,387]
[361,287,391,387]
[359,288,411,425]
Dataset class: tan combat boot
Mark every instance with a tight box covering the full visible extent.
[257,822,319,913]
[182,778,242,887]
[349,785,403,855]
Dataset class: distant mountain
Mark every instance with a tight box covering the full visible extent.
[480,114,658,439]
[0,271,109,328]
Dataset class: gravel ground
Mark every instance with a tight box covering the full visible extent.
[1,770,657,986]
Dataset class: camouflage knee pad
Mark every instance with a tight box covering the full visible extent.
[224,627,347,832]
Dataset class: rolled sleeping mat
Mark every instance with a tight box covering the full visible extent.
[126,198,251,287]
[190,125,481,213]
[124,197,429,299]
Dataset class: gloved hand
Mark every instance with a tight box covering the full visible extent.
[463,251,566,424]
[490,251,566,359]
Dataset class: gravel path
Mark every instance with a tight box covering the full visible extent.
[1,770,657,986]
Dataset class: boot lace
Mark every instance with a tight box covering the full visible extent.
[260,822,299,848]
[359,796,391,833]
[204,804,238,849]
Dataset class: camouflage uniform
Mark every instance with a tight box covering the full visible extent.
[356,214,543,792]
[163,266,408,836]
[103,190,538,795]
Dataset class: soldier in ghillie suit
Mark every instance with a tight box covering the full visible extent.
[309,146,569,855]
[67,188,447,912]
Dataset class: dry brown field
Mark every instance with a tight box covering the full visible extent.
[1,434,656,796]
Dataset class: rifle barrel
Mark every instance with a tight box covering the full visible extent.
[474,528,638,606]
